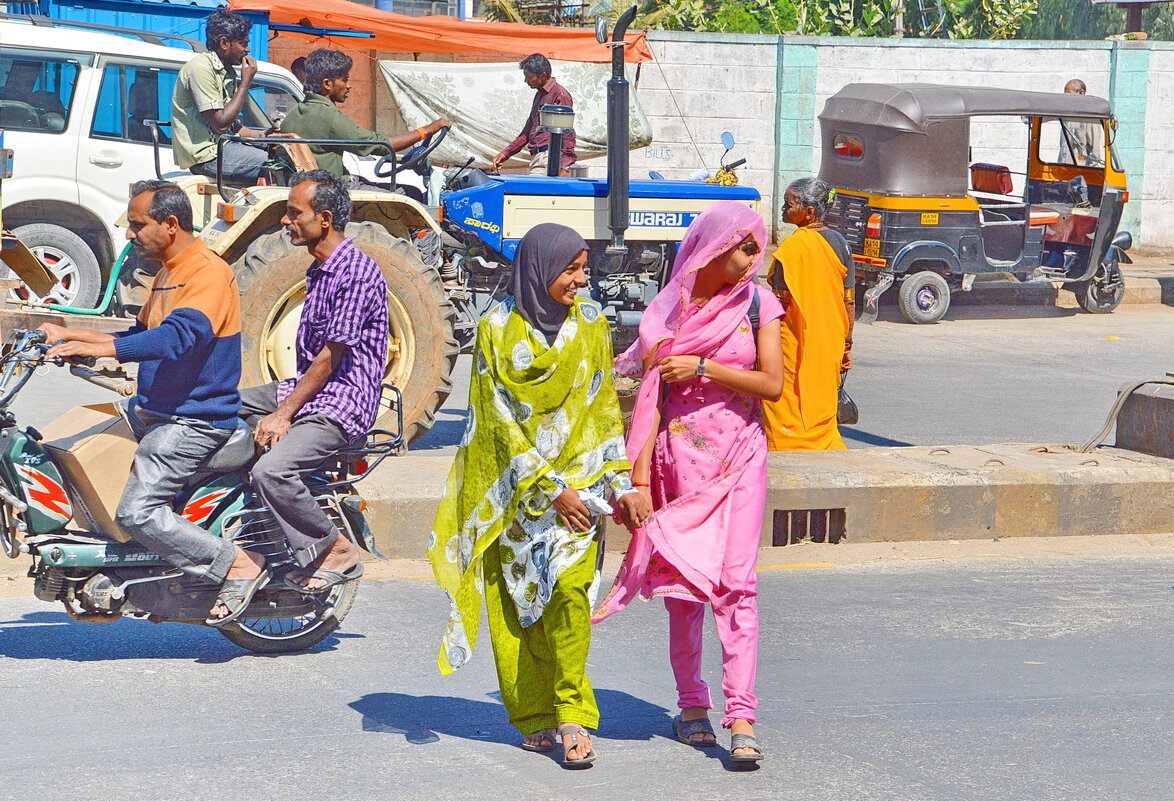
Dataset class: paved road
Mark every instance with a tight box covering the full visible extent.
[15,304,1174,456]
[414,303,1174,455]
[1,547,1170,800]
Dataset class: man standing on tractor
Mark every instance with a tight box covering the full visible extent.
[280,48,450,195]
[171,10,270,182]
[492,54,576,177]
[238,170,389,593]
[38,180,267,628]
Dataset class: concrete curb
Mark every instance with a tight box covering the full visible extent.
[950,273,1174,309]
[358,443,1174,559]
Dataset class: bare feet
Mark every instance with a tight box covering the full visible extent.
[288,535,358,591]
[730,719,758,757]
[558,723,596,765]
[208,547,266,620]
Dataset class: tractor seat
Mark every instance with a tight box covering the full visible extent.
[202,420,256,472]
[1029,206,1061,226]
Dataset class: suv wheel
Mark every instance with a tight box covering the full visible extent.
[7,224,101,309]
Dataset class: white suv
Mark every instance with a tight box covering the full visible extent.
[0,14,301,305]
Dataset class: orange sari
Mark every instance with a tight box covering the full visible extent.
[763,227,849,451]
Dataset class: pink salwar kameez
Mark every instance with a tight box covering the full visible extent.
[593,202,782,728]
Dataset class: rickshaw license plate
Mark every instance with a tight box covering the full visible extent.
[863,238,881,257]
[920,213,939,225]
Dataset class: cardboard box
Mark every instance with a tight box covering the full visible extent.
[40,403,137,542]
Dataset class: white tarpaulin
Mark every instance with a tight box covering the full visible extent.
[377,60,653,168]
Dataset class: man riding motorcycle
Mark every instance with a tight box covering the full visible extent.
[239,170,390,593]
[38,179,268,627]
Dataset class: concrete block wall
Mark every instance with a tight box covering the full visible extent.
[581,32,781,223]
[1142,47,1174,247]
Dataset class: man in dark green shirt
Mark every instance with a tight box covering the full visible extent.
[281,49,449,183]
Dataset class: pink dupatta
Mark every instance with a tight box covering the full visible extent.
[594,201,768,622]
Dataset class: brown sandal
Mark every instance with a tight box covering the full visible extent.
[558,724,597,768]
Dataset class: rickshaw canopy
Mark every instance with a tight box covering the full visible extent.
[821,83,1114,134]
[818,83,1116,199]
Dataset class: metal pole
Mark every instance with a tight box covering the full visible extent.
[547,131,563,177]
[606,5,637,255]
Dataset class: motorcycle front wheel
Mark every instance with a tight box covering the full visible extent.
[217,579,360,654]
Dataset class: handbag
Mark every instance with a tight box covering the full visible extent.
[837,374,859,425]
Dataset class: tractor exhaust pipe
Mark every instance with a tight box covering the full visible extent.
[601,5,637,256]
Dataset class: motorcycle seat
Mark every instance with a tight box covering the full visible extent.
[203,421,255,473]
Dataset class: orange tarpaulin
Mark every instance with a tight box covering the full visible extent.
[228,0,652,63]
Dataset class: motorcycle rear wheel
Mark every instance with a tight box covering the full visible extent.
[218,578,360,654]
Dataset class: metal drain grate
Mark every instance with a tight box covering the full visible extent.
[772,508,846,546]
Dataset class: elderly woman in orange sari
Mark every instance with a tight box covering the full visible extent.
[763,177,855,451]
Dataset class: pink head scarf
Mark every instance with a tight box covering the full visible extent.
[616,200,768,464]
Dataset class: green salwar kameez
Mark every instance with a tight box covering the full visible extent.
[484,536,600,733]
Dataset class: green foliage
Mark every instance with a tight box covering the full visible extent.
[489,0,1172,41]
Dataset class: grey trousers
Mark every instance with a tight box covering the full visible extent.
[117,406,237,584]
[239,383,350,567]
[190,141,267,182]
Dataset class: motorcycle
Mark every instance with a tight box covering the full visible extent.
[0,329,396,653]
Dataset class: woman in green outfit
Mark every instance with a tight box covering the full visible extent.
[428,223,648,768]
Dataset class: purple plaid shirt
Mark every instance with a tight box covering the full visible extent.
[277,238,389,440]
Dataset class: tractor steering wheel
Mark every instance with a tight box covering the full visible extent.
[373,151,399,185]
[400,125,449,174]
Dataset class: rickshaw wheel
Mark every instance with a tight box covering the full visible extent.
[1073,276,1124,315]
[898,271,951,325]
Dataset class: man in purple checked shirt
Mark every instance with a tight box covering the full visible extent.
[238,170,388,592]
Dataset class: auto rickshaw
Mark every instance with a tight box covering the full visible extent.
[819,83,1133,324]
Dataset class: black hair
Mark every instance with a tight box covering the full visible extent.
[290,170,351,231]
[519,53,551,77]
[304,49,353,96]
[130,179,193,232]
[205,10,252,50]
[787,176,832,222]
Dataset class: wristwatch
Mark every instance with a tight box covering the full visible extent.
[695,357,706,378]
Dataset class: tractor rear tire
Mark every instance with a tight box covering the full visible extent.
[232,221,458,444]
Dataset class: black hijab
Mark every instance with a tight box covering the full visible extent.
[509,223,589,346]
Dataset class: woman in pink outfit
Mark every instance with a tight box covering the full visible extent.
[593,201,784,763]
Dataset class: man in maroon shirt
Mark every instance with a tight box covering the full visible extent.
[491,54,576,176]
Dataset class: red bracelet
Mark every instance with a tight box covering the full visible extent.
[632,481,650,487]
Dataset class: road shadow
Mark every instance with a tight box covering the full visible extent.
[409,409,468,451]
[841,428,912,447]
[350,688,670,746]
[0,610,346,662]
[350,688,754,770]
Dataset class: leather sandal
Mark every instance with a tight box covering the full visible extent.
[672,714,717,747]
[557,724,597,769]
[520,728,557,753]
[206,568,272,628]
[730,732,765,763]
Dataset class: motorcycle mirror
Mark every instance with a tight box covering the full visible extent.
[720,131,735,151]
[595,16,609,44]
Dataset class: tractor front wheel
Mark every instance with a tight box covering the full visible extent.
[232,221,458,443]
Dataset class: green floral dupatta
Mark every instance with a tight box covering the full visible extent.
[428,297,630,675]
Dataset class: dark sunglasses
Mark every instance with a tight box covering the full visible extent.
[738,240,761,256]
